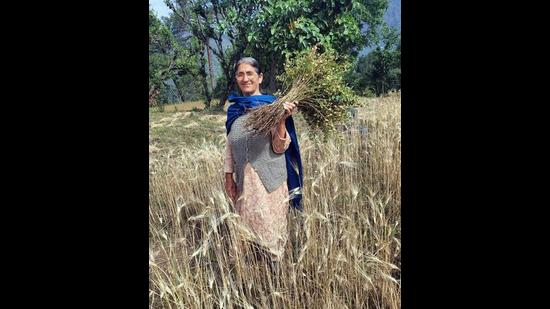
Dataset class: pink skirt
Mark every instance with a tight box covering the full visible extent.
[234,163,289,261]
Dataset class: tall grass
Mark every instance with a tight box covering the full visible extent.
[149,92,401,308]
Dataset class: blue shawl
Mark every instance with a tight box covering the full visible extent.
[225,92,304,210]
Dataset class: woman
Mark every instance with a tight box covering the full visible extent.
[224,57,304,262]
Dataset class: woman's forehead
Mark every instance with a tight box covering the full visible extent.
[236,63,256,72]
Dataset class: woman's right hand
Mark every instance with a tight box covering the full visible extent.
[225,173,237,203]
[282,101,298,119]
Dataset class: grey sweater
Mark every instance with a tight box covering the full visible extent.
[227,114,287,193]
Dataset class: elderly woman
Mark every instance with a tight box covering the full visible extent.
[224,57,303,263]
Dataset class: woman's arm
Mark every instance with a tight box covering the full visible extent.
[224,137,237,203]
[272,124,291,154]
[224,136,234,174]
[272,101,298,153]
[275,118,287,141]
[275,101,298,138]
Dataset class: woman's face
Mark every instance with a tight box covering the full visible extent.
[236,63,263,96]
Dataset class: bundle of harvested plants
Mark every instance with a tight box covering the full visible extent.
[245,47,358,138]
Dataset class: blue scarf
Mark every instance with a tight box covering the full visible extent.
[225,92,304,210]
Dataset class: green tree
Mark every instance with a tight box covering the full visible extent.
[245,0,388,92]
[163,1,216,108]
[162,0,388,105]
[165,0,265,109]
[348,25,400,96]
[161,12,211,103]
[149,9,196,106]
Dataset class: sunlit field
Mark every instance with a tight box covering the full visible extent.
[149,92,401,308]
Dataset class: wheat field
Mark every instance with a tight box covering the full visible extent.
[149,92,401,308]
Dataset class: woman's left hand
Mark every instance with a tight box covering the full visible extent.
[283,101,299,118]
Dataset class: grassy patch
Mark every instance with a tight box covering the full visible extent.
[149,108,228,153]
[160,100,206,112]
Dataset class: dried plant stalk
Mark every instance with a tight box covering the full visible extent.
[245,77,313,135]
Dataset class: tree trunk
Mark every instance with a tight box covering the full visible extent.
[218,69,234,111]
[149,86,160,107]
[267,54,276,93]
[198,43,211,109]
[174,80,184,103]
[207,42,215,95]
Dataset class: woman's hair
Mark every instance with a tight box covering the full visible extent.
[235,57,262,75]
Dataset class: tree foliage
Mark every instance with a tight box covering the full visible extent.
[245,0,388,92]
[347,25,400,96]
[149,9,197,106]
[156,0,392,104]
[165,0,266,108]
